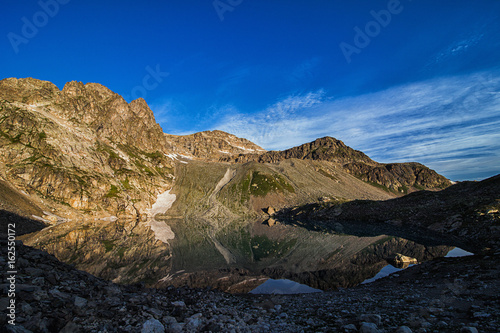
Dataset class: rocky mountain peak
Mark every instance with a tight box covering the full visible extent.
[61,80,85,96]
[129,98,158,127]
[84,82,116,97]
[0,77,59,103]
[165,129,266,161]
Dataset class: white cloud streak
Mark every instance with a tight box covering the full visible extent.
[213,70,500,181]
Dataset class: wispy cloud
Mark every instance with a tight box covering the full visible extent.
[213,70,500,181]
[214,90,326,149]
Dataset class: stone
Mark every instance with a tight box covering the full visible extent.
[5,325,33,333]
[472,311,491,318]
[359,322,379,333]
[59,321,81,333]
[185,313,203,330]
[166,323,184,333]
[149,308,163,318]
[460,327,478,333]
[25,267,44,277]
[342,323,357,332]
[21,302,33,315]
[141,318,165,333]
[267,218,276,227]
[162,316,177,325]
[360,314,382,326]
[395,326,412,333]
[267,206,276,215]
[389,253,418,265]
[74,296,87,308]
[171,301,185,307]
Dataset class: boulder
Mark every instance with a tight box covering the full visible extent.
[359,314,381,326]
[359,322,379,333]
[141,318,165,333]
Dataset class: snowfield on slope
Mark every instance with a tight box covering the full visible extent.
[147,189,176,243]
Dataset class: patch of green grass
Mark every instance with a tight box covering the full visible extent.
[413,183,425,191]
[117,144,140,159]
[248,171,295,197]
[398,185,409,194]
[101,240,115,252]
[0,129,22,144]
[117,247,128,259]
[134,160,155,176]
[108,150,119,159]
[105,185,120,198]
[121,177,132,190]
[144,151,163,160]
[318,168,338,181]
[363,180,393,193]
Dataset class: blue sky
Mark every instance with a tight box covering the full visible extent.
[1,0,499,181]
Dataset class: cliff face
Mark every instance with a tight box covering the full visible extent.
[0,78,174,219]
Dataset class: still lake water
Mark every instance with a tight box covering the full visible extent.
[250,247,474,294]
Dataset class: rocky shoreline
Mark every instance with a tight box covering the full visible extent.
[2,239,498,333]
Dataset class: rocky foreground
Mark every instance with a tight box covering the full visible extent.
[2,239,499,333]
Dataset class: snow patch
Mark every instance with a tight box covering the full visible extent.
[148,220,175,243]
[95,216,118,222]
[165,153,190,163]
[147,190,177,243]
[234,145,255,151]
[148,190,176,217]
[177,154,192,160]
[32,215,51,223]
[165,153,178,161]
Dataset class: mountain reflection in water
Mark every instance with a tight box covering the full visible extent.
[21,218,468,293]
[361,247,473,285]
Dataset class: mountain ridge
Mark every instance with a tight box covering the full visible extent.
[0,77,449,221]
[222,136,450,193]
